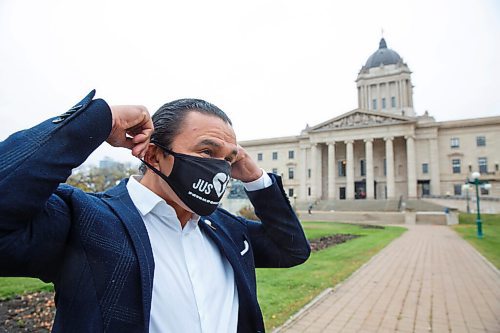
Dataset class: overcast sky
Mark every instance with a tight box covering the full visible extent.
[1,0,499,165]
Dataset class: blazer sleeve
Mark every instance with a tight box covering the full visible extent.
[244,173,311,268]
[0,91,112,278]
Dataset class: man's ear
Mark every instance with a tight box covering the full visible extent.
[143,143,161,168]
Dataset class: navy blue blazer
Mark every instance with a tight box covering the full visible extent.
[0,91,310,332]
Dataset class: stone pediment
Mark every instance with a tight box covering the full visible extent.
[309,109,413,132]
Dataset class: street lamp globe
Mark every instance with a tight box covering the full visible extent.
[471,171,480,180]
[484,183,492,190]
[462,184,470,191]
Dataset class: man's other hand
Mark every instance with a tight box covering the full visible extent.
[107,105,154,158]
[231,145,263,183]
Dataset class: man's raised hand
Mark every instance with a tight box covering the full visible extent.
[107,105,154,158]
[231,145,263,183]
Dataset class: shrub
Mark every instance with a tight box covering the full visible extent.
[238,205,259,221]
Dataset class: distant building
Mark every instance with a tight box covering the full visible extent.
[241,38,500,201]
[99,157,121,169]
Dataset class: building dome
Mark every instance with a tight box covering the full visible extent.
[364,38,402,69]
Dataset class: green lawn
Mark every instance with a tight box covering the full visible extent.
[0,277,53,300]
[257,222,406,330]
[452,213,500,269]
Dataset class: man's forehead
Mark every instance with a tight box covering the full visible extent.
[184,112,235,137]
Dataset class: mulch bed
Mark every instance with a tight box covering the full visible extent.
[0,292,54,332]
[0,233,359,332]
[309,233,360,252]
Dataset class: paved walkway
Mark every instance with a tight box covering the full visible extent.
[277,225,500,333]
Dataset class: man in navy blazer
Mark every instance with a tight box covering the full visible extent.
[0,91,310,332]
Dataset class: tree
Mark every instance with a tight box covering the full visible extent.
[66,163,139,192]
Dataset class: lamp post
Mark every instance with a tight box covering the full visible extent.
[468,172,492,239]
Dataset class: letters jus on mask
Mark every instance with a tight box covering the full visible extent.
[141,142,231,216]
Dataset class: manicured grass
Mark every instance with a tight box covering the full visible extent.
[257,222,406,330]
[0,277,53,300]
[452,213,500,269]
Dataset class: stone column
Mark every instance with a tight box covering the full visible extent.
[327,142,336,199]
[429,138,441,195]
[406,135,417,198]
[365,85,369,109]
[360,85,364,109]
[385,137,395,199]
[311,143,318,200]
[311,143,321,200]
[345,140,355,199]
[401,80,406,108]
[362,85,366,109]
[398,80,403,109]
[376,84,380,110]
[367,85,372,110]
[299,147,307,200]
[365,138,374,199]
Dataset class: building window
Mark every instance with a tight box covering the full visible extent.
[476,136,486,147]
[478,157,488,173]
[288,188,294,197]
[307,168,311,178]
[272,152,278,160]
[391,96,396,108]
[288,167,294,179]
[360,159,366,176]
[450,137,460,148]
[308,187,311,196]
[272,168,278,174]
[454,184,462,196]
[288,150,295,159]
[452,159,461,174]
[372,99,377,110]
[338,160,346,177]
[257,153,263,161]
[382,98,386,109]
[422,163,429,174]
[383,158,387,176]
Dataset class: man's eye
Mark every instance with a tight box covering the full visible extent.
[201,149,213,156]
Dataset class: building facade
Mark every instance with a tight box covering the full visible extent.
[241,38,500,201]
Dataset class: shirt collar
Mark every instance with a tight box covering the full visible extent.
[126,175,200,226]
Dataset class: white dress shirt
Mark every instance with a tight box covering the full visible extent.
[126,171,271,333]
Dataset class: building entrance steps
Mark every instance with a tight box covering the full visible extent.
[275,225,500,333]
[295,200,446,212]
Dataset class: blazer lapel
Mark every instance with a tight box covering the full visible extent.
[102,181,155,330]
[199,219,260,329]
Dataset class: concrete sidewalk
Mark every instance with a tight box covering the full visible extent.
[276,225,500,333]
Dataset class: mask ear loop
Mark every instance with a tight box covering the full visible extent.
[150,140,175,155]
[139,158,166,180]
[139,140,174,176]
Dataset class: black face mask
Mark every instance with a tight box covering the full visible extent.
[141,142,231,216]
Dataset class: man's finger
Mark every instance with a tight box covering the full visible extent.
[122,137,135,150]
[131,133,149,144]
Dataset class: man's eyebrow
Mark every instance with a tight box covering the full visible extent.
[196,139,238,159]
